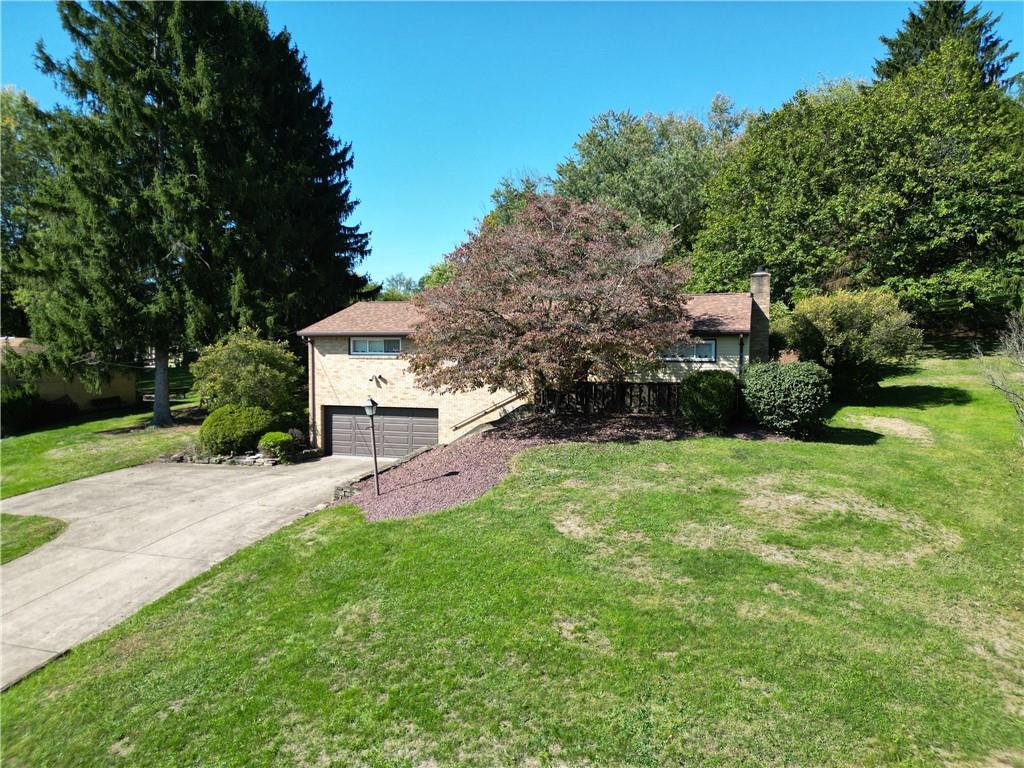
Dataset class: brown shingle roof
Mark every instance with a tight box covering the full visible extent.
[682,293,753,335]
[298,294,753,337]
[298,301,424,336]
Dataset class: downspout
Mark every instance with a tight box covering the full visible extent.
[737,333,745,414]
[307,338,317,449]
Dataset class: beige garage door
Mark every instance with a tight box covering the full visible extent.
[324,406,438,458]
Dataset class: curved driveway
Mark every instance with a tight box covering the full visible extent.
[1,456,384,688]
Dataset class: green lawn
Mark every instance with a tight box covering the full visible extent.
[0,512,67,563]
[2,358,1022,766]
[0,406,199,499]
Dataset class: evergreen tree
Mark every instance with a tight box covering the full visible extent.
[875,0,1021,92]
[16,1,368,424]
[1,88,52,338]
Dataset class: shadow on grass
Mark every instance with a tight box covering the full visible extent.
[871,385,973,410]
[808,426,883,446]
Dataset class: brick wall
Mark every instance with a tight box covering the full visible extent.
[308,333,746,450]
[308,336,523,448]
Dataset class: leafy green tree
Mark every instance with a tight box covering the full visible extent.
[1,88,52,338]
[482,174,547,230]
[875,0,1021,92]
[13,1,368,425]
[692,40,1024,326]
[376,273,419,301]
[418,261,454,289]
[191,329,302,416]
[552,98,744,256]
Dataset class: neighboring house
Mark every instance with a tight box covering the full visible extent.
[298,270,770,457]
[0,337,139,411]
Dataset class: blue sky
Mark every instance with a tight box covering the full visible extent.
[3,2,1022,285]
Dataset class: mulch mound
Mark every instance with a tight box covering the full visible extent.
[352,415,691,521]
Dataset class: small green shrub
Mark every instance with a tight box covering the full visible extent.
[198,404,277,455]
[258,431,297,460]
[742,362,831,437]
[678,370,737,433]
[786,290,921,395]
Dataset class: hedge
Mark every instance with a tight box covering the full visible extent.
[678,370,737,433]
[742,362,831,437]
[198,404,278,456]
[257,431,298,460]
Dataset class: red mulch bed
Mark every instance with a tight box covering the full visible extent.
[351,415,784,521]
[351,415,691,521]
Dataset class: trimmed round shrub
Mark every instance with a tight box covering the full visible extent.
[678,370,737,433]
[258,431,297,460]
[198,404,277,455]
[742,362,831,437]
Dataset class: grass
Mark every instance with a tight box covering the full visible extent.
[0,404,199,499]
[0,512,67,563]
[135,366,196,398]
[2,358,1022,766]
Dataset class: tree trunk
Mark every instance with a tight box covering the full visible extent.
[152,348,173,426]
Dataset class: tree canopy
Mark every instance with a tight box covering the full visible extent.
[10,1,368,423]
[408,195,693,401]
[875,0,1021,92]
[691,40,1024,325]
[552,97,745,257]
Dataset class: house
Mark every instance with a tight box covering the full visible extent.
[0,337,139,411]
[298,270,769,457]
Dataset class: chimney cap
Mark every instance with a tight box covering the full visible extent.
[753,266,769,275]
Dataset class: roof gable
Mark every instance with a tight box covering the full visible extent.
[298,301,424,336]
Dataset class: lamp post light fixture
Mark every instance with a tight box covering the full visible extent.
[363,397,380,495]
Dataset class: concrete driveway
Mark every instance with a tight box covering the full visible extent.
[1,456,385,688]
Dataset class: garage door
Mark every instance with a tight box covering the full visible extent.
[324,406,439,458]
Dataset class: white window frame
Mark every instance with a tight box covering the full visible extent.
[349,337,402,356]
[660,338,717,363]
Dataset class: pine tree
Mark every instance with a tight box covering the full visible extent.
[875,0,1022,92]
[16,1,369,424]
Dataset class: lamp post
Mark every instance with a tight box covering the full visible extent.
[363,397,380,495]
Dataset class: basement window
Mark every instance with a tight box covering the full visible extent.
[350,337,402,356]
[660,339,717,362]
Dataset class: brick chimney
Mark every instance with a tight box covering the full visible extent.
[749,268,770,363]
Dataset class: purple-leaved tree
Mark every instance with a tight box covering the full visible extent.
[408,195,694,408]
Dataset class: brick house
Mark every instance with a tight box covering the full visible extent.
[298,270,769,457]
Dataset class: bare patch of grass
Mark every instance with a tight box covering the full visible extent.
[552,509,602,540]
[854,416,934,444]
[555,616,612,655]
[674,475,966,568]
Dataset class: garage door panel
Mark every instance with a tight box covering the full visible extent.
[325,406,438,457]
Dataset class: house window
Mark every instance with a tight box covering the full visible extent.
[350,337,402,355]
[661,338,717,362]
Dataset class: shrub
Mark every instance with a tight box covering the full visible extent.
[742,362,831,437]
[678,370,737,433]
[258,431,297,460]
[786,290,921,395]
[198,404,277,455]
[191,329,303,415]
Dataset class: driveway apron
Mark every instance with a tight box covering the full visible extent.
[0,456,384,688]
